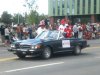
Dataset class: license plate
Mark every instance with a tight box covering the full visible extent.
[22,52,26,54]
[17,49,27,51]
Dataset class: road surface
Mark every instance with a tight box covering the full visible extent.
[0,39,100,75]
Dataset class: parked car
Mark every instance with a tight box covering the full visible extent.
[8,30,89,59]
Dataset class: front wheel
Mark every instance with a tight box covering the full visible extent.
[73,46,81,55]
[41,47,52,59]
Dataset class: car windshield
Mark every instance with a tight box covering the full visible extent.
[35,30,59,40]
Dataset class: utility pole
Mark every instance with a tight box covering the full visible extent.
[18,13,20,24]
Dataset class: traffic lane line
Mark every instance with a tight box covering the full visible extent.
[1,62,64,73]
[0,57,17,62]
[0,46,100,62]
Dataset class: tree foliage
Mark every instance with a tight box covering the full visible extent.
[0,0,47,25]
[13,14,25,24]
[24,0,37,10]
[26,10,48,25]
[1,11,12,24]
[27,10,39,24]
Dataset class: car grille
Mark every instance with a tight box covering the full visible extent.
[15,44,31,49]
[15,44,20,48]
[20,45,31,49]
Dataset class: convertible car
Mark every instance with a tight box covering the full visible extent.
[8,30,89,59]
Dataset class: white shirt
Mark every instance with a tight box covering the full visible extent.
[58,24,65,33]
[73,25,78,33]
[78,26,83,32]
[13,36,19,41]
[5,28,10,36]
[36,27,47,35]
[23,27,28,33]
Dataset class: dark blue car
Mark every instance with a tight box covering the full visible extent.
[8,30,89,59]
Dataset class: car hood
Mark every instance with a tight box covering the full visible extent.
[19,39,43,45]
[14,38,53,45]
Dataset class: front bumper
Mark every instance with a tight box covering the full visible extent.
[8,48,42,55]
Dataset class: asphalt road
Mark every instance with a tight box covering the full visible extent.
[0,39,100,75]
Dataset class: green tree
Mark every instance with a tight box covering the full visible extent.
[39,14,48,21]
[27,10,48,25]
[27,10,39,24]
[13,14,25,24]
[1,11,12,24]
[23,0,47,25]
[24,0,37,10]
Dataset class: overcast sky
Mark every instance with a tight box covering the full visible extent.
[0,0,48,15]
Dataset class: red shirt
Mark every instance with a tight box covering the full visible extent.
[64,27,72,38]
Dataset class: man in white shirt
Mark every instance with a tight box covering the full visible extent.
[73,24,78,38]
[36,20,47,35]
[58,24,65,33]
[78,24,83,39]
[58,19,66,33]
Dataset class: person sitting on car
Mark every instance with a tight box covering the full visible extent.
[36,20,47,35]
[64,24,73,38]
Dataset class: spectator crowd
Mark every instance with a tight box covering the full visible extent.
[0,18,100,46]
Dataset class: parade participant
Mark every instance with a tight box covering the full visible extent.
[78,23,83,39]
[73,24,78,38]
[58,19,66,33]
[36,20,47,35]
[64,24,73,38]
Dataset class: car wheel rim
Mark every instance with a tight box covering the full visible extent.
[44,48,51,58]
[76,46,81,54]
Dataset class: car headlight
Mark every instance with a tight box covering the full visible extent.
[11,44,15,48]
[31,45,35,49]
[31,45,41,49]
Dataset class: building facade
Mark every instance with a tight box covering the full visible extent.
[48,0,100,24]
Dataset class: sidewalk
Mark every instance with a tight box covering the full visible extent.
[0,39,6,47]
[87,39,100,47]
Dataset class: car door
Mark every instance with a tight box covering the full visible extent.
[52,32,68,53]
[61,38,75,51]
[48,39,62,53]
[52,38,73,53]
[47,31,64,53]
[57,32,75,52]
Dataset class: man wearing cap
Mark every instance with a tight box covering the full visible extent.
[36,20,47,35]
[58,19,66,33]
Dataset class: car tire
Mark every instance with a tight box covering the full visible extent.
[16,53,26,58]
[73,46,81,55]
[41,47,52,59]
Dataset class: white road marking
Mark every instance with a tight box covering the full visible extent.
[3,62,64,73]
